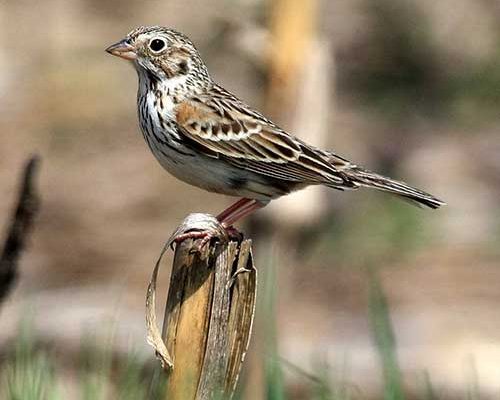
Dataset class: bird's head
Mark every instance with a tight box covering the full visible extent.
[106,26,210,86]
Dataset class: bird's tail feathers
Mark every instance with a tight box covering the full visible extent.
[339,166,445,209]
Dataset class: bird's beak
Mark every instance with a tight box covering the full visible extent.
[105,39,137,61]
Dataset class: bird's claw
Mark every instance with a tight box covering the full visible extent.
[166,214,244,256]
[166,213,229,256]
[171,229,217,254]
[172,225,242,254]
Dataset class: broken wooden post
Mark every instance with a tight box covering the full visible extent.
[146,213,257,399]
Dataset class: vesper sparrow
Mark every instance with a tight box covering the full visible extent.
[106,26,444,240]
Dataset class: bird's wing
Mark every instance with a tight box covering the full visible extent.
[174,85,349,185]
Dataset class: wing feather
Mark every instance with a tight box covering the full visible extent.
[174,84,350,186]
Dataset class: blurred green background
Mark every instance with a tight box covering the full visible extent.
[1,0,499,398]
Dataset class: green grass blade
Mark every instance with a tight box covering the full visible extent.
[3,322,60,400]
[368,271,405,400]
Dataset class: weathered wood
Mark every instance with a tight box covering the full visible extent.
[162,239,216,398]
[146,213,256,400]
[196,241,237,398]
[225,240,256,394]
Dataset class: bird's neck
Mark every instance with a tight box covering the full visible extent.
[137,67,210,101]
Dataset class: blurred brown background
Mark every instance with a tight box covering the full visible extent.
[1,0,499,398]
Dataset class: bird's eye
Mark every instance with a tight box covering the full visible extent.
[149,38,166,52]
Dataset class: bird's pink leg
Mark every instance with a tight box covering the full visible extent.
[216,198,254,222]
[218,199,266,227]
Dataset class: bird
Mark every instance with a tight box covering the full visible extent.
[106,26,445,241]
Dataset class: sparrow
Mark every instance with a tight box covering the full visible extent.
[106,26,444,240]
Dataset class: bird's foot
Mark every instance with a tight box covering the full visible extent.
[173,225,242,254]
[171,229,218,254]
[167,214,244,256]
[167,213,228,256]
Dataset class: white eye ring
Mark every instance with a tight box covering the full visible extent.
[149,38,166,53]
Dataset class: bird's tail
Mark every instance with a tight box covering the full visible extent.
[341,166,445,209]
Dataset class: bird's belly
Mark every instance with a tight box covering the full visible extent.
[154,146,232,193]
[156,146,281,199]
[144,132,282,201]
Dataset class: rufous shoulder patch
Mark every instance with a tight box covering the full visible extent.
[175,101,211,126]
